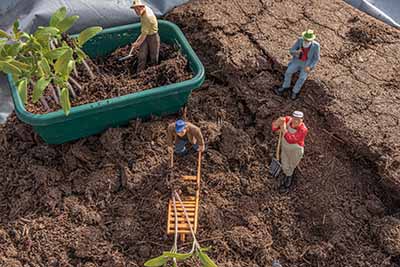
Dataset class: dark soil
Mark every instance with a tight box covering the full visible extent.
[1,0,400,267]
[25,44,193,114]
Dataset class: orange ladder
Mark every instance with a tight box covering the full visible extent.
[167,153,201,241]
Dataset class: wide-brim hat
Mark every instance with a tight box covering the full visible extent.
[292,111,304,118]
[131,0,145,8]
[302,29,316,41]
[175,119,186,133]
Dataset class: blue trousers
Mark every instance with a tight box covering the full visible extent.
[282,59,308,94]
[175,139,199,155]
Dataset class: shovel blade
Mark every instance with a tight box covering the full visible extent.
[118,55,133,62]
[269,158,281,178]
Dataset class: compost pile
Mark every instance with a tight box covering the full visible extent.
[26,44,193,114]
[1,0,400,266]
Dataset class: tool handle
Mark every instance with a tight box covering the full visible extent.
[276,129,283,160]
[196,151,202,186]
[128,44,135,56]
[170,148,174,168]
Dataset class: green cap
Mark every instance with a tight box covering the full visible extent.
[302,29,316,41]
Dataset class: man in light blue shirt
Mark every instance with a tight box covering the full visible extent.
[275,30,321,100]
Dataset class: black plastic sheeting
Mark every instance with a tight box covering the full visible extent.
[0,0,189,123]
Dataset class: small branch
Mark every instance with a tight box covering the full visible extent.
[48,83,59,104]
[67,82,77,98]
[56,86,61,99]
[69,77,83,91]
[82,59,95,80]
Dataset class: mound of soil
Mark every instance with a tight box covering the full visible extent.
[26,44,193,114]
[373,216,400,256]
[0,0,399,267]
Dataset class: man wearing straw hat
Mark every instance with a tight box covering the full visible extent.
[272,111,308,190]
[274,30,320,100]
[130,0,160,72]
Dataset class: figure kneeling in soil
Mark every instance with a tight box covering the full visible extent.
[274,30,320,100]
[272,111,308,191]
[130,0,160,72]
[167,119,205,157]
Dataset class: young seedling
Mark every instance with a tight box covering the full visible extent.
[0,7,102,115]
[144,191,218,267]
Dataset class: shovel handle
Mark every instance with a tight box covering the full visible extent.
[170,148,174,168]
[196,151,202,186]
[276,129,283,161]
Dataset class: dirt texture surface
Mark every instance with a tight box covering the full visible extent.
[26,44,192,114]
[0,0,400,267]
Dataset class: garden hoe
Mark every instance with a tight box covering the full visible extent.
[269,129,283,178]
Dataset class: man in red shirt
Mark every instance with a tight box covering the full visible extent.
[272,111,308,190]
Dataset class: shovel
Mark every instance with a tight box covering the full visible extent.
[118,44,136,62]
[269,129,283,178]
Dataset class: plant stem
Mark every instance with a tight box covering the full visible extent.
[67,82,77,98]
[174,191,200,250]
[73,65,79,77]
[40,96,50,111]
[172,194,179,266]
[50,40,56,50]
[68,77,83,91]
[82,59,95,80]
[48,83,59,104]
[56,86,61,98]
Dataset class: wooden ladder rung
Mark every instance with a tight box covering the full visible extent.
[182,175,197,181]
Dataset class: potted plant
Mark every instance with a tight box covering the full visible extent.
[3,7,205,144]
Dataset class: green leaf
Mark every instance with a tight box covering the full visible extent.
[0,39,7,51]
[144,256,169,267]
[60,87,71,115]
[198,252,218,267]
[44,47,70,60]
[200,247,212,252]
[0,29,10,39]
[0,61,21,75]
[163,252,192,261]
[10,60,31,72]
[56,15,79,33]
[50,7,67,27]
[32,77,50,103]
[65,60,75,78]
[54,48,73,74]
[35,26,60,38]
[4,43,22,57]
[17,78,28,104]
[13,20,20,35]
[75,47,87,61]
[38,58,51,78]
[77,26,102,46]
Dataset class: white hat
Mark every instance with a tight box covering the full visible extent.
[131,0,145,8]
[292,111,304,118]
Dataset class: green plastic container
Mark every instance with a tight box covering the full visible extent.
[8,20,205,144]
